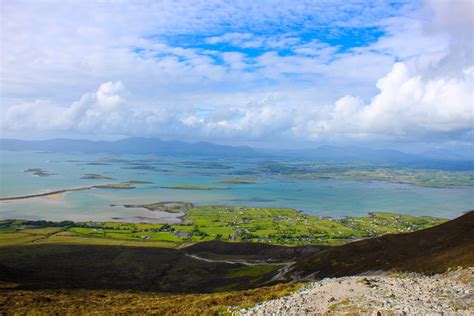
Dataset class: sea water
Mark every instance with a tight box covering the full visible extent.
[0,150,473,222]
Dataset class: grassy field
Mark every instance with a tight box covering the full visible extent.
[0,207,446,247]
[1,213,471,315]
[0,283,301,315]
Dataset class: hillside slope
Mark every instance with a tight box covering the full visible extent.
[0,244,280,293]
[290,211,474,279]
[0,212,471,294]
[185,240,327,261]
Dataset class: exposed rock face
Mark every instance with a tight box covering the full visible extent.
[240,268,474,315]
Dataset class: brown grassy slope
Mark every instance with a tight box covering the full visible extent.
[0,283,301,315]
[185,240,327,261]
[0,244,278,293]
[291,210,474,279]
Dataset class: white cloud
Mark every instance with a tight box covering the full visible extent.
[298,62,474,140]
[1,0,473,148]
[205,32,301,49]
[3,82,171,136]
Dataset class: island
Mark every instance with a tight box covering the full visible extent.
[93,183,135,189]
[81,173,115,180]
[126,180,154,184]
[23,168,54,177]
[216,179,260,184]
[160,184,228,190]
[124,201,194,213]
[252,163,474,188]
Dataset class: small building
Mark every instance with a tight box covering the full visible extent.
[174,231,189,238]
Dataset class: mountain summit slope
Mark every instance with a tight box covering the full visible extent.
[290,211,474,279]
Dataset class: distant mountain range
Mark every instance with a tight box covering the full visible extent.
[278,144,469,162]
[0,137,259,157]
[268,145,474,170]
[297,145,422,163]
[420,148,474,161]
[1,138,472,169]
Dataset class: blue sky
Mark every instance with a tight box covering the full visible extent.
[1,0,473,152]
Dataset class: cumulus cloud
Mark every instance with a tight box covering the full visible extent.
[298,62,473,140]
[2,81,295,141]
[1,0,473,148]
[3,82,171,136]
[2,60,473,144]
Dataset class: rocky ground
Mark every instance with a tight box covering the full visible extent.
[237,268,473,315]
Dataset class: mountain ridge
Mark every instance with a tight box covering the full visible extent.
[290,210,474,280]
[2,138,473,169]
[0,137,259,157]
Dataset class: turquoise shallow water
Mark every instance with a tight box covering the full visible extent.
[0,150,473,222]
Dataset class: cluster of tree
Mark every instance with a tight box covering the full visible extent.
[158,224,175,232]
[16,220,75,228]
[240,232,258,240]
[190,226,208,237]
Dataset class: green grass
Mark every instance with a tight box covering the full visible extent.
[183,207,446,245]
[226,264,281,279]
[0,208,447,247]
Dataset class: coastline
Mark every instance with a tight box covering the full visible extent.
[0,186,93,201]
[0,184,136,202]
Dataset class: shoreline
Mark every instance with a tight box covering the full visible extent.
[0,184,136,202]
[0,187,93,201]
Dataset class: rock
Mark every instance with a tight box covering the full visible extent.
[241,269,474,315]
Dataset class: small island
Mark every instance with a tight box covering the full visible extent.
[124,201,194,213]
[126,180,154,184]
[81,173,115,180]
[23,168,54,177]
[93,183,135,189]
[161,184,228,190]
[216,179,260,184]
[121,165,161,171]
[178,161,233,170]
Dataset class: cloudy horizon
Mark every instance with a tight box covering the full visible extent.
[1,0,473,152]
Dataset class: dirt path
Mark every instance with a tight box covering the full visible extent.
[185,253,295,285]
[184,253,288,266]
